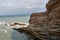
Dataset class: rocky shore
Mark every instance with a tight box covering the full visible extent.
[13,0,60,40]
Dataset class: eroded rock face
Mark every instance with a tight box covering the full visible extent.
[28,13,49,40]
[28,0,60,40]
[46,0,60,12]
[49,7,60,32]
[29,12,48,25]
[48,7,60,40]
[47,0,60,35]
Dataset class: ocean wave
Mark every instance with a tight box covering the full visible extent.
[0,22,29,29]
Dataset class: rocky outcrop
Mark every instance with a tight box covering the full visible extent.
[48,0,60,40]
[13,0,60,40]
[27,0,60,40]
[29,12,48,25]
[46,0,60,12]
[27,12,48,40]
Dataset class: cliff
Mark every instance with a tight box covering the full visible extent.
[13,0,60,40]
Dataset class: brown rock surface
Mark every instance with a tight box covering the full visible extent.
[46,0,60,12]
[26,0,60,40]
[27,0,60,40]
[29,12,48,25]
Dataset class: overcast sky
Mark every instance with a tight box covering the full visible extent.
[0,0,49,15]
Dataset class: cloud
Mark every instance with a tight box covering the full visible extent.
[0,0,49,9]
[0,0,49,15]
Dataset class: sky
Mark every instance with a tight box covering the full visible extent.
[0,0,49,15]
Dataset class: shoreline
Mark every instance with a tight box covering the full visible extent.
[13,0,60,40]
[13,27,43,40]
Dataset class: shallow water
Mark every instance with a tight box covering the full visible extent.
[0,15,34,40]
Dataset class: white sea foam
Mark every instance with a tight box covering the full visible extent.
[0,22,29,29]
[0,30,7,33]
[9,23,29,29]
[0,22,5,25]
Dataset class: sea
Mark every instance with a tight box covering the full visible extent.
[0,15,34,40]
